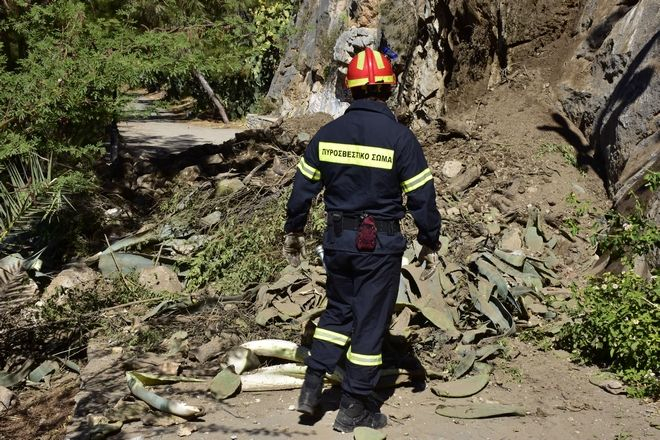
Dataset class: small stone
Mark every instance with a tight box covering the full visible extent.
[441,160,464,178]
[160,361,181,376]
[446,207,461,218]
[288,404,296,411]
[216,178,246,196]
[0,386,14,412]
[176,166,201,184]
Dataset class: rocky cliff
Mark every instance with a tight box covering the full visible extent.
[267,0,659,214]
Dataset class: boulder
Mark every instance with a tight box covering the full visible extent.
[138,266,184,294]
[558,0,659,199]
[43,266,98,301]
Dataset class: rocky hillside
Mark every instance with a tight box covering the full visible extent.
[267,0,659,236]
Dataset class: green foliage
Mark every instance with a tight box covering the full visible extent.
[184,196,288,293]
[643,170,660,192]
[0,154,74,247]
[598,203,660,261]
[0,0,297,255]
[557,271,660,398]
[40,273,168,323]
[538,142,578,168]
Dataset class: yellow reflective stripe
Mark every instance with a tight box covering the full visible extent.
[319,142,394,170]
[347,347,382,366]
[374,75,395,84]
[298,157,321,181]
[347,76,395,88]
[347,78,369,88]
[356,51,366,70]
[373,51,385,69]
[314,328,349,346]
[401,168,433,193]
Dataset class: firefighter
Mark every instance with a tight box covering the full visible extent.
[282,47,441,433]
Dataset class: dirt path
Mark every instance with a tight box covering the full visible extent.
[119,120,244,153]
[98,340,657,440]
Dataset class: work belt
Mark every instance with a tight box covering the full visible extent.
[328,212,400,235]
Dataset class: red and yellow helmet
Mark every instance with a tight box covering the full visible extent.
[346,47,397,89]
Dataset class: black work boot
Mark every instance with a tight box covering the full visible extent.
[297,369,324,415]
[333,393,387,433]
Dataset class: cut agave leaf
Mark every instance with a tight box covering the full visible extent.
[126,372,205,419]
[431,373,489,398]
[209,367,241,400]
[435,402,525,419]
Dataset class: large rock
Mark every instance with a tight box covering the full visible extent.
[269,0,578,126]
[43,265,99,302]
[558,0,659,202]
[138,266,184,294]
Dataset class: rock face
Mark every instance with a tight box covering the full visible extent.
[557,0,659,206]
[269,0,658,220]
[269,0,578,123]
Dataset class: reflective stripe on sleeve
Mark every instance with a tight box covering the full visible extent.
[346,347,382,366]
[314,328,350,346]
[401,168,433,193]
[298,157,321,181]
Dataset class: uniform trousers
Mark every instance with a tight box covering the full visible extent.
[306,249,402,396]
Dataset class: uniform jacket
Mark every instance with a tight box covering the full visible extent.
[285,99,441,254]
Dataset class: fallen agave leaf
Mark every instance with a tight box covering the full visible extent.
[475,345,503,361]
[431,373,490,398]
[493,249,526,267]
[226,347,260,374]
[453,350,476,379]
[56,357,81,374]
[419,306,461,339]
[210,367,241,400]
[126,372,205,419]
[255,307,280,326]
[240,339,310,363]
[435,402,525,419]
[240,373,305,391]
[28,360,58,383]
[589,372,627,395]
[354,426,386,440]
[0,359,33,388]
[129,372,204,386]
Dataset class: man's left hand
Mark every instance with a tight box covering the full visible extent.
[283,232,305,268]
[416,245,439,281]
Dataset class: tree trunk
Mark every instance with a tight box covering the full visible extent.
[193,70,229,124]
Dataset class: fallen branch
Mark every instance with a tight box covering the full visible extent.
[193,70,229,124]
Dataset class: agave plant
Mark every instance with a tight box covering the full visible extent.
[0,153,68,247]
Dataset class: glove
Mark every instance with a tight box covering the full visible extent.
[416,244,439,281]
[283,232,305,268]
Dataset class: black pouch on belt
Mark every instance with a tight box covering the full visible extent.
[355,214,377,251]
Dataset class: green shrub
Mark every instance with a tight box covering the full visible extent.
[598,203,660,261]
[558,271,659,398]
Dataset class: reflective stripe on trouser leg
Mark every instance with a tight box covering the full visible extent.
[347,346,382,366]
[343,252,402,396]
[306,256,355,374]
[314,327,350,346]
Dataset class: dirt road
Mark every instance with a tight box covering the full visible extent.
[119,120,243,153]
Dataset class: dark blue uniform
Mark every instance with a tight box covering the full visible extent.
[285,99,440,396]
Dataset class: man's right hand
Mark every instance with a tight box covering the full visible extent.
[283,232,305,268]
[416,244,439,281]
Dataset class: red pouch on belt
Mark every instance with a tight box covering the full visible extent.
[356,215,377,251]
